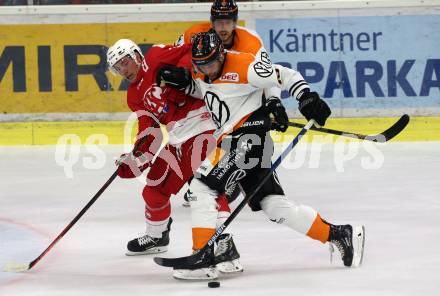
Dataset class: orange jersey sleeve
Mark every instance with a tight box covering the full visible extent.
[230,26,264,56]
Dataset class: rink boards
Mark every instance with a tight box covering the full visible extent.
[0,116,438,145]
[0,1,439,145]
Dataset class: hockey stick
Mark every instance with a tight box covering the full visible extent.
[287,114,410,143]
[3,138,148,273]
[153,119,316,269]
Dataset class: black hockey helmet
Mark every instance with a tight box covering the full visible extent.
[192,31,225,67]
[211,0,238,22]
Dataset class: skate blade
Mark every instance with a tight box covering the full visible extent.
[351,225,365,267]
[172,267,218,281]
[216,259,244,273]
[125,246,168,256]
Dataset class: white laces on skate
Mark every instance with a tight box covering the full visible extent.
[138,234,156,246]
[330,240,345,262]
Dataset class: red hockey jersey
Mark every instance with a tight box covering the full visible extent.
[126,43,215,154]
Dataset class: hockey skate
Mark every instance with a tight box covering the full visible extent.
[214,233,243,273]
[126,218,172,256]
[172,246,218,280]
[328,224,365,267]
[172,266,218,280]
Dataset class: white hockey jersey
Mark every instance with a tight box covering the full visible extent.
[187,50,310,139]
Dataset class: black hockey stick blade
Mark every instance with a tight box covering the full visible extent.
[153,120,316,269]
[287,114,410,143]
[153,245,207,269]
[364,114,410,142]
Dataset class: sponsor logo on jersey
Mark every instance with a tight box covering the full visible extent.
[219,72,239,82]
[241,120,265,127]
[225,169,246,197]
[254,61,274,78]
[143,85,166,116]
[185,190,197,202]
[211,149,246,180]
[204,91,230,128]
[269,218,285,224]
[260,51,272,67]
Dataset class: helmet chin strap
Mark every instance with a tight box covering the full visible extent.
[133,52,143,66]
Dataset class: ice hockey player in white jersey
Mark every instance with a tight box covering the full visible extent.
[177,0,279,208]
[159,31,365,280]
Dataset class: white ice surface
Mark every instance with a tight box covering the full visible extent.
[1,142,439,296]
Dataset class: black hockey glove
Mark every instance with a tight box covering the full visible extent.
[156,64,191,90]
[266,97,289,132]
[297,91,331,127]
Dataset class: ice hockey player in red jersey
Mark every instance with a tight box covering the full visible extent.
[106,39,242,273]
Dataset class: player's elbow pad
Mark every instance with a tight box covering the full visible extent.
[275,65,310,100]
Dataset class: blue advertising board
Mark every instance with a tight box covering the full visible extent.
[256,15,440,115]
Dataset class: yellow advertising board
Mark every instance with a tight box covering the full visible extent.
[0,20,437,144]
[0,21,205,114]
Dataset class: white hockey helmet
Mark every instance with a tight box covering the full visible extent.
[107,39,143,75]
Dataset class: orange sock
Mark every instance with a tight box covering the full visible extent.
[306,214,330,243]
[192,227,216,250]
